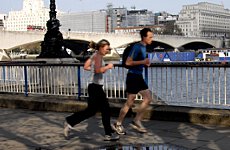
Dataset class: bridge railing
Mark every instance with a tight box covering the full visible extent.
[0,61,229,110]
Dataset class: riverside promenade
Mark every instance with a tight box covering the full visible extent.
[0,93,229,150]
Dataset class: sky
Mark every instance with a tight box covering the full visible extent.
[0,0,230,14]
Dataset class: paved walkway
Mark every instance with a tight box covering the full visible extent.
[0,108,229,150]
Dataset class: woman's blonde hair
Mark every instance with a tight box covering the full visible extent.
[88,39,110,50]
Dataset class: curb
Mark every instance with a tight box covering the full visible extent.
[0,94,229,127]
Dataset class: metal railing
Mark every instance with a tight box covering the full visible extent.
[0,61,229,110]
[147,62,230,109]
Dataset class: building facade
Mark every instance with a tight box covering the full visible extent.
[0,14,7,30]
[107,7,127,32]
[106,7,155,32]
[176,2,230,37]
[58,10,109,33]
[2,1,156,33]
[124,9,155,27]
[4,0,49,31]
[155,11,178,25]
[58,8,155,33]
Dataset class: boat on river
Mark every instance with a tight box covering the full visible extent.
[195,49,230,61]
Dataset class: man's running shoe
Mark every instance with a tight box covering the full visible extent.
[111,123,126,135]
[104,133,120,141]
[130,120,147,133]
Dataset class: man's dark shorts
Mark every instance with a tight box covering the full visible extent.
[126,73,148,94]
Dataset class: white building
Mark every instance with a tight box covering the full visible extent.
[176,2,230,37]
[0,14,7,30]
[4,0,49,31]
[58,11,110,33]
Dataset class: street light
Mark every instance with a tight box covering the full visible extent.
[37,0,71,58]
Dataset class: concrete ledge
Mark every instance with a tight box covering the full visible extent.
[144,105,230,127]
[0,94,88,112]
[0,93,229,127]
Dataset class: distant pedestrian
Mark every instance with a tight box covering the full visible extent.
[112,28,153,134]
[64,39,119,141]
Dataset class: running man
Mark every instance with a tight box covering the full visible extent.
[112,28,153,134]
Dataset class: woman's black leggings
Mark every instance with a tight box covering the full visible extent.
[66,83,113,135]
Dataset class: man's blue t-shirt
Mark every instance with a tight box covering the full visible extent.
[128,42,146,75]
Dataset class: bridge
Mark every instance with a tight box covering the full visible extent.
[0,30,225,51]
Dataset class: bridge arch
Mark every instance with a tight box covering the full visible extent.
[9,38,90,54]
[6,38,219,54]
[0,31,223,51]
[114,40,175,52]
[178,41,215,51]
[64,39,89,55]
[7,40,43,51]
[150,40,174,51]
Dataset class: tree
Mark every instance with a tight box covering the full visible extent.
[162,22,183,36]
[173,24,183,36]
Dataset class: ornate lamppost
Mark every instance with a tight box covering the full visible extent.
[38,0,71,58]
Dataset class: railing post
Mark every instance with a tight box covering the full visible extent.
[144,66,148,85]
[77,66,81,100]
[2,66,5,82]
[24,66,28,97]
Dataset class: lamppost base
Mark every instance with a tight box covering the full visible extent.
[38,1,71,59]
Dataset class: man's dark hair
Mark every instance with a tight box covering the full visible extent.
[140,28,152,40]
